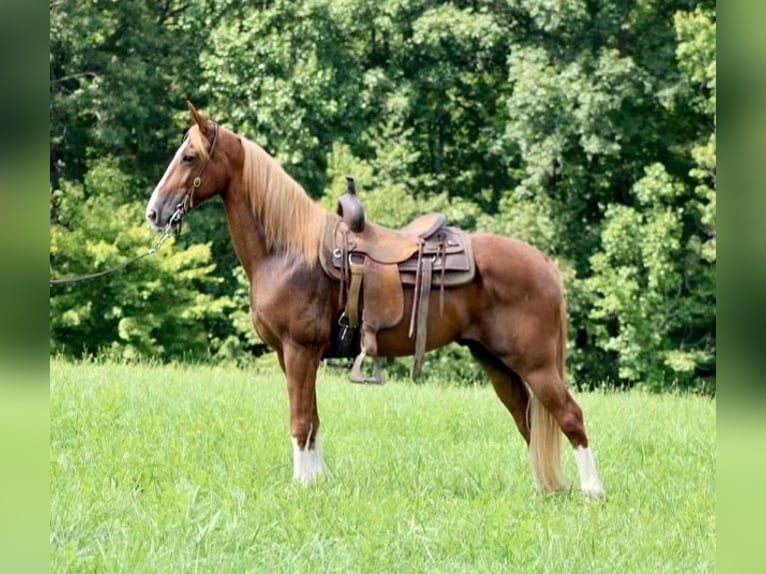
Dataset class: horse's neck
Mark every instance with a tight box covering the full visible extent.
[222,186,268,279]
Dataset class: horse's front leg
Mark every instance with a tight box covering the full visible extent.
[282,341,326,486]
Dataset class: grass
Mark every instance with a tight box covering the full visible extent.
[50,359,715,573]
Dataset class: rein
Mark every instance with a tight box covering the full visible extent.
[49,123,219,287]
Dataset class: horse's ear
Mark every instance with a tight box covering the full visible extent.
[187,101,206,128]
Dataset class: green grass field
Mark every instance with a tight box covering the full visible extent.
[50,359,715,573]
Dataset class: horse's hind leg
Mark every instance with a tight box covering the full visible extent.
[522,366,604,496]
[470,342,603,495]
[466,342,530,443]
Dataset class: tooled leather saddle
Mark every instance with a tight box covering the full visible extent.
[319,177,476,384]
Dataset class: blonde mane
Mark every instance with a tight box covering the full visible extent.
[240,136,327,267]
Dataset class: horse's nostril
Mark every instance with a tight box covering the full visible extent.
[146,208,158,224]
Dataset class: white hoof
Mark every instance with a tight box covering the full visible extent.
[582,479,606,498]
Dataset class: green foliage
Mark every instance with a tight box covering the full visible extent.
[50,158,233,361]
[199,0,366,194]
[585,164,713,391]
[323,141,482,230]
[50,0,215,191]
[674,7,716,117]
[49,1,716,392]
[477,189,559,255]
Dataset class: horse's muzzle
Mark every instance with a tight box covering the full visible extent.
[146,206,161,230]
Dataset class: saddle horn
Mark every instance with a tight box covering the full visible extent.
[337,175,366,233]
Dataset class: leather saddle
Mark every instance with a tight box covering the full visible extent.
[319,177,475,384]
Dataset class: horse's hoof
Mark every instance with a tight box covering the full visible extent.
[582,483,606,498]
[350,374,385,385]
[350,354,385,384]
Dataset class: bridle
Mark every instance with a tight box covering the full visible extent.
[166,122,220,231]
[49,122,220,286]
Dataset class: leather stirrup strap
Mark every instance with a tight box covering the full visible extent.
[347,259,364,328]
[409,241,424,338]
[412,257,432,378]
[339,228,350,307]
[439,233,447,315]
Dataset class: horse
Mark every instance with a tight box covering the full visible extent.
[145,103,605,496]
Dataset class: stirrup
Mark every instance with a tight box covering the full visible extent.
[350,350,386,385]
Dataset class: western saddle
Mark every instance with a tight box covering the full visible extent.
[319,177,476,384]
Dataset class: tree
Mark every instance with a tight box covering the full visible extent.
[50,158,233,360]
[581,7,716,390]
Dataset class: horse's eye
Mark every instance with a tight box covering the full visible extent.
[182,154,196,164]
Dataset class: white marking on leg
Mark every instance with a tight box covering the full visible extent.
[291,436,327,487]
[574,445,605,497]
[312,436,326,476]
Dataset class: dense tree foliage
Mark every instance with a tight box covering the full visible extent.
[50,0,715,392]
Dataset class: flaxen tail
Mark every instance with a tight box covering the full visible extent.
[527,295,568,491]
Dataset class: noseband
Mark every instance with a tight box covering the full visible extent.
[168,122,220,229]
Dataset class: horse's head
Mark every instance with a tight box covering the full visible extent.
[146,102,228,231]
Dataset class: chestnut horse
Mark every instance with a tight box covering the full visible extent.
[146,104,604,496]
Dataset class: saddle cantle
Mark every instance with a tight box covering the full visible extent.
[319,177,476,384]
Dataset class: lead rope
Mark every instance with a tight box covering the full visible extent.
[49,206,182,286]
